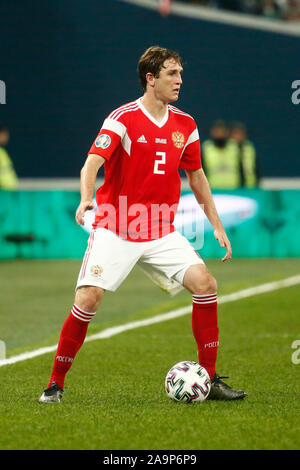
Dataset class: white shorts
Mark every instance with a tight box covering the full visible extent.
[76,228,204,293]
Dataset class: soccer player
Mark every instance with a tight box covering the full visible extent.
[39,46,246,403]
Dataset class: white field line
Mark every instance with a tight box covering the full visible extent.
[0,274,300,368]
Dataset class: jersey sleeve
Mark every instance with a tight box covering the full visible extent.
[179,126,202,170]
[88,118,126,161]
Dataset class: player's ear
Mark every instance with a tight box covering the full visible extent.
[145,72,155,88]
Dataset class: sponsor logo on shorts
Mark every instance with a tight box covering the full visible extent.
[90,265,103,278]
[95,134,111,149]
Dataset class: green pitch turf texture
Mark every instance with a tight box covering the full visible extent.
[0,258,299,450]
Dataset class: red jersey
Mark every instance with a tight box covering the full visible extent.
[88,98,201,241]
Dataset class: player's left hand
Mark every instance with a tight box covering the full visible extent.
[214,229,232,262]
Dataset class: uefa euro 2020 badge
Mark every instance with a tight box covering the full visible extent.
[90,265,103,278]
[95,134,111,149]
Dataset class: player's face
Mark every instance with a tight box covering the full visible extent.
[155,59,183,103]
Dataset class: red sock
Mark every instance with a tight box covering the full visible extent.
[192,293,219,380]
[47,304,96,389]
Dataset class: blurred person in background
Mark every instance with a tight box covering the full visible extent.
[210,0,241,11]
[238,0,266,14]
[260,0,285,19]
[181,0,293,19]
[284,0,300,19]
[0,125,18,190]
[159,0,172,16]
[201,120,242,189]
[230,121,259,188]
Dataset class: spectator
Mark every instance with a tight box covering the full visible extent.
[230,121,259,187]
[177,0,300,20]
[211,0,241,11]
[261,0,284,18]
[238,0,264,15]
[284,0,300,19]
[0,125,18,190]
[201,120,243,189]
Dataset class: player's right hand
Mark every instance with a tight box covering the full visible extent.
[214,228,232,262]
[75,200,95,226]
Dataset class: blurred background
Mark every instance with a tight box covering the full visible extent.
[0,0,300,260]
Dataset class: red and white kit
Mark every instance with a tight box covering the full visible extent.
[89,98,201,241]
[77,98,204,291]
[46,98,221,392]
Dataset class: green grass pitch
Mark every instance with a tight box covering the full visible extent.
[0,258,300,450]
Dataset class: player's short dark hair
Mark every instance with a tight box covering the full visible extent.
[137,46,182,92]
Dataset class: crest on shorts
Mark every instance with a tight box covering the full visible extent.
[90,265,103,278]
[172,131,185,149]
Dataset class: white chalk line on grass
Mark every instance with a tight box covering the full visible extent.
[1,274,300,368]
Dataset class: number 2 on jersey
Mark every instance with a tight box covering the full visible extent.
[154,151,166,175]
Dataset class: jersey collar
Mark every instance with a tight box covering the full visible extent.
[137,98,169,128]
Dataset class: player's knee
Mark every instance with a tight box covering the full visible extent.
[205,274,217,293]
[192,272,217,295]
[194,272,217,294]
[184,265,217,294]
[75,286,104,312]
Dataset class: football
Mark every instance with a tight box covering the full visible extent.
[165,361,211,403]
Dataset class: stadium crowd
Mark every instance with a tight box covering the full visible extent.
[179,0,300,20]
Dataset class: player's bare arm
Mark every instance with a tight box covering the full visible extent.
[75,154,105,226]
[185,168,232,262]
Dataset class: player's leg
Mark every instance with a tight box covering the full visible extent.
[39,228,142,403]
[139,231,246,400]
[182,263,219,380]
[182,264,246,399]
[139,232,218,377]
[39,286,104,404]
[182,261,246,400]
